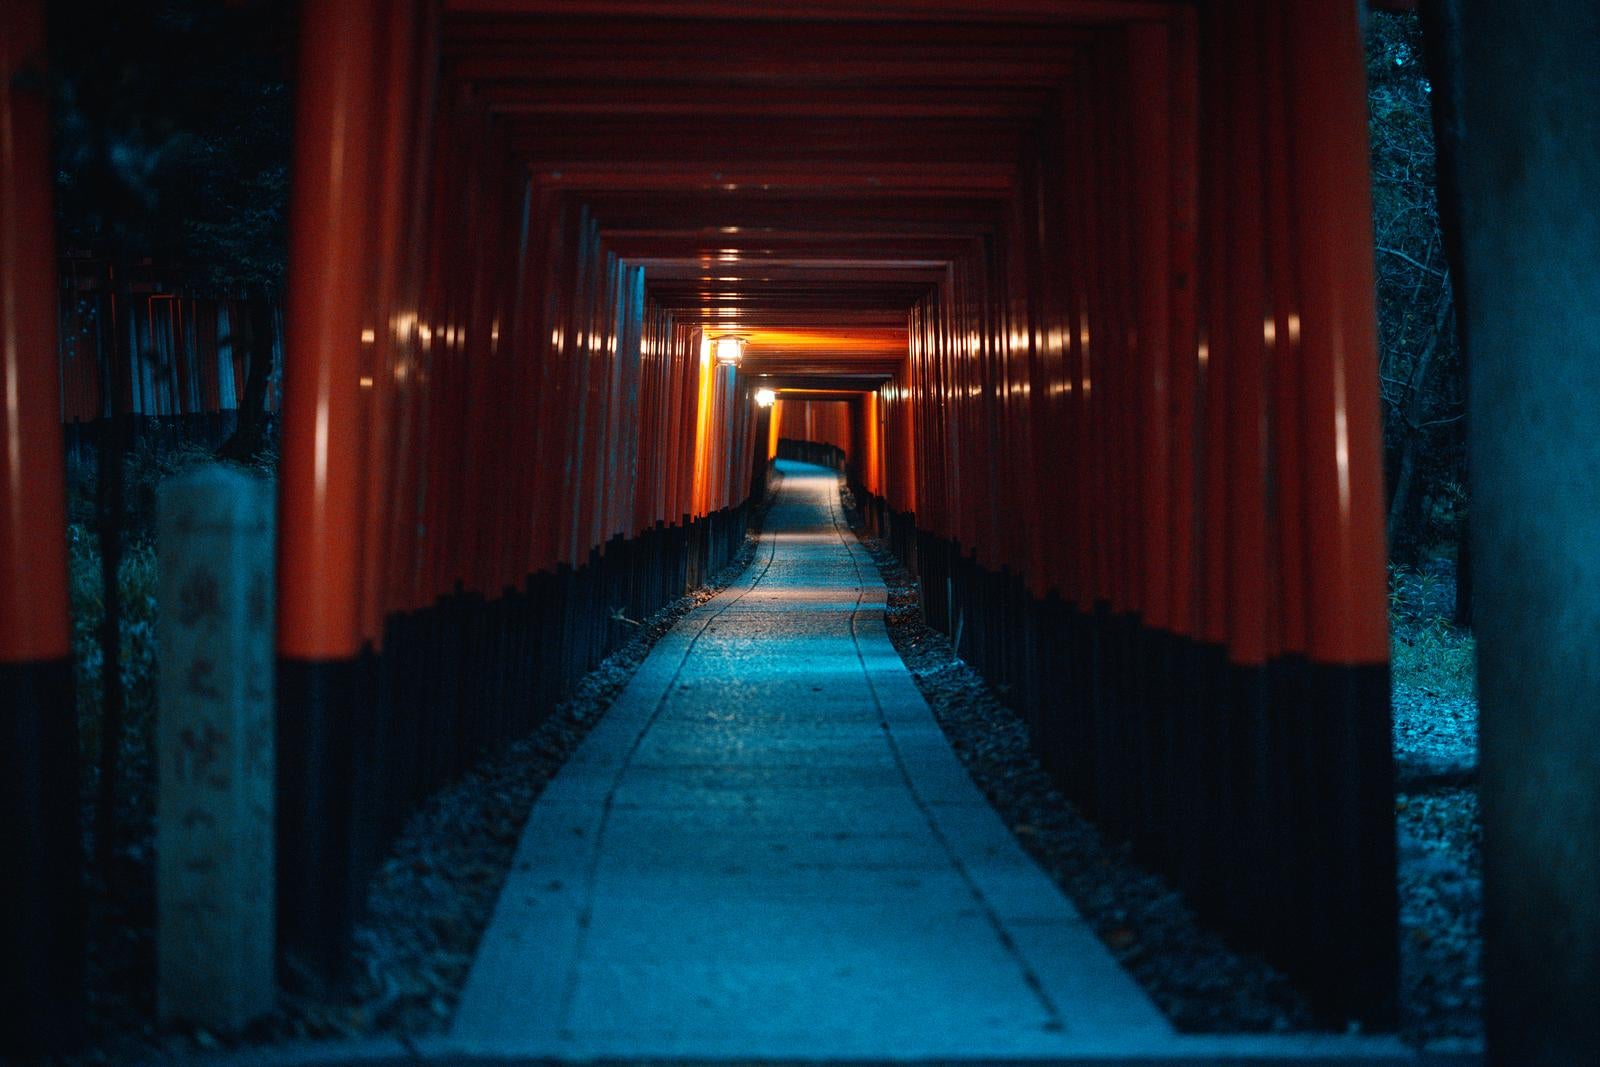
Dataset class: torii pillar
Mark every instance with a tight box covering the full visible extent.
[0,0,83,1055]
[1453,2,1600,1062]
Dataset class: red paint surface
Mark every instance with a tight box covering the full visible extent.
[0,0,70,662]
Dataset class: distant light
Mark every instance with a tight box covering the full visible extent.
[715,335,745,367]
[360,328,376,344]
[755,388,776,408]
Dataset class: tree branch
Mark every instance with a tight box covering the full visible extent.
[1378,244,1446,277]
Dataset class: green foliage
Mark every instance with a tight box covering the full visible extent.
[1389,564,1476,699]
[1391,619,1475,700]
[68,439,277,760]
[66,436,230,538]
[70,524,159,761]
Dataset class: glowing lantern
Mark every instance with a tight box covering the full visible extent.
[714,335,745,367]
[754,388,776,408]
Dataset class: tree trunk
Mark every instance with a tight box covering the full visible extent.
[1386,436,1419,552]
[1453,518,1473,627]
[1384,278,1451,553]
[1421,0,1474,627]
[218,294,276,462]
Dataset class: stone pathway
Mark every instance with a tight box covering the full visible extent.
[450,460,1172,1059]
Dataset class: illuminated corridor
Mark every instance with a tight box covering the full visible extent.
[453,461,1170,1057]
[9,0,1600,1062]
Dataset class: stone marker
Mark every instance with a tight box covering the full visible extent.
[156,466,275,1029]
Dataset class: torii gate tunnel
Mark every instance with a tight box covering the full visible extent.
[7,0,1412,1047]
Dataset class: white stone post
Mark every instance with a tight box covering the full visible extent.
[156,466,276,1029]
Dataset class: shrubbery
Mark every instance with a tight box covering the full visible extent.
[1389,563,1475,700]
[68,435,276,830]
[69,524,158,763]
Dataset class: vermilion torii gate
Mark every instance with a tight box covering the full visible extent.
[6,0,1597,1062]
[308,0,1392,1023]
[3,0,1394,1045]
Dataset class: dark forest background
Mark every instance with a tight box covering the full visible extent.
[1366,12,1466,577]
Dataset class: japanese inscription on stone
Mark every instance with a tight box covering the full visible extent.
[156,466,275,1029]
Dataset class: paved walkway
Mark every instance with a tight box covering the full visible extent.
[453,460,1171,1058]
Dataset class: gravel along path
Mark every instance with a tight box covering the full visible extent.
[852,533,1316,1035]
[284,504,779,1045]
[1392,685,1482,1042]
[1393,675,1481,1045]
[854,529,1484,1048]
[1396,786,1481,1045]
[1393,682,1477,788]
[68,489,778,1065]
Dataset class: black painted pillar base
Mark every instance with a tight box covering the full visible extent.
[276,656,364,991]
[1301,660,1399,1028]
[0,658,83,1056]
[882,519,1398,1027]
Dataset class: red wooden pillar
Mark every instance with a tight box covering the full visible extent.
[1261,0,1308,668]
[895,373,916,518]
[1125,22,1175,860]
[275,0,383,985]
[1258,0,1312,971]
[359,0,426,651]
[1216,0,1275,940]
[1159,8,1202,889]
[360,0,439,870]
[0,0,83,1053]
[1129,24,1173,638]
[1221,0,1272,675]
[1284,0,1397,1025]
[1188,0,1236,917]
[1060,88,1091,627]
[1165,8,1201,667]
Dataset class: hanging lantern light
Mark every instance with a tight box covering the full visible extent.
[714,334,745,367]
[754,388,776,408]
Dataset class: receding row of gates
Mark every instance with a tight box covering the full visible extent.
[4,0,1402,1051]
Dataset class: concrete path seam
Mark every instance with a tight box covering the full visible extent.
[821,476,1068,1034]
[553,490,787,1036]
